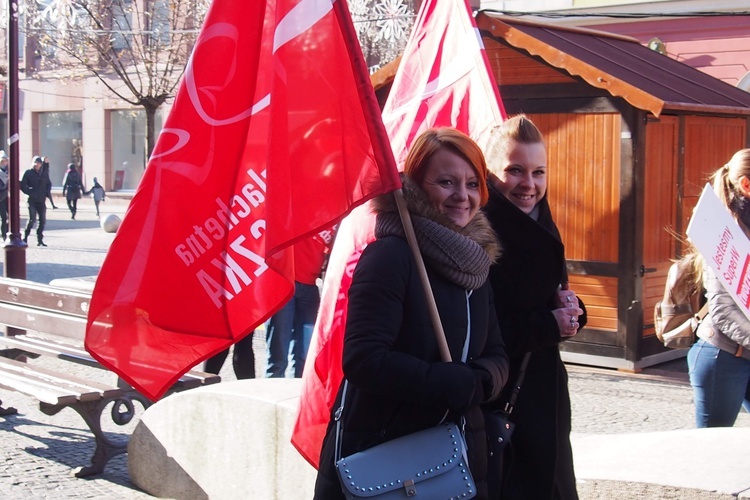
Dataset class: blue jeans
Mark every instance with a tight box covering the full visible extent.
[265,281,320,378]
[688,339,750,427]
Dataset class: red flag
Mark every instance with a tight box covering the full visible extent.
[84,0,400,401]
[291,0,506,468]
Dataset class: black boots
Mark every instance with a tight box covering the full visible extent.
[23,229,46,246]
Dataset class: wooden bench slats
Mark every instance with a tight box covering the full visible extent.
[0,277,91,312]
[1,334,98,367]
[0,356,121,399]
[184,370,222,385]
[0,357,108,405]
[0,301,87,340]
[0,372,80,406]
[0,377,79,406]
[1,334,222,386]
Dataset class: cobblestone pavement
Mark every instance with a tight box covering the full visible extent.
[1,197,748,498]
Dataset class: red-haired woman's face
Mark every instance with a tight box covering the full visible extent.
[420,148,480,227]
[491,140,547,214]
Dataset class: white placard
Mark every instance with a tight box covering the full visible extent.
[687,183,750,323]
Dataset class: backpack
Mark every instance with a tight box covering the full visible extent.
[654,255,708,349]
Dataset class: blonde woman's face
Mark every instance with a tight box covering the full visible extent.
[491,140,547,214]
[420,148,481,227]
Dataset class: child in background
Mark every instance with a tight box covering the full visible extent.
[85,177,106,218]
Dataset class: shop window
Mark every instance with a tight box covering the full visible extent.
[111,109,162,190]
[37,111,83,187]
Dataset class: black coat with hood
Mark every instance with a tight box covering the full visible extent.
[314,177,509,500]
[20,160,52,204]
[483,184,587,500]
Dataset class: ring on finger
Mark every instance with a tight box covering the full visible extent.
[570,317,576,326]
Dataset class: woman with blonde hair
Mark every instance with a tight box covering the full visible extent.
[688,148,750,427]
[313,127,509,499]
[482,115,586,499]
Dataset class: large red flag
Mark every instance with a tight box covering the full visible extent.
[291,0,507,468]
[84,0,400,401]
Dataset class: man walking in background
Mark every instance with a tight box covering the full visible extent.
[20,156,52,247]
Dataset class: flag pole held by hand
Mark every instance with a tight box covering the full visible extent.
[394,188,451,362]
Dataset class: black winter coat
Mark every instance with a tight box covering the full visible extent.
[314,234,509,500]
[483,186,587,500]
[20,164,52,204]
[62,169,82,200]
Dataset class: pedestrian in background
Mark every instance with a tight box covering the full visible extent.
[20,156,52,246]
[0,150,8,240]
[84,176,106,218]
[42,157,57,210]
[62,163,83,219]
[483,115,586,499]
[265,229,333,378]
[687,148,750,428]
[203,332,257,380]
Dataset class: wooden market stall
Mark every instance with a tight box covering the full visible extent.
[373,13,750,370]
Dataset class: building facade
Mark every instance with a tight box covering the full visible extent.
[0,0,203,193]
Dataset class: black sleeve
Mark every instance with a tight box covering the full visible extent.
[342,238,477,413]
[19,171,30,195]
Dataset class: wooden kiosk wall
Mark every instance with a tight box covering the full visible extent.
[484,37,750,369]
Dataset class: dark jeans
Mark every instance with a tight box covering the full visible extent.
[67,197,78,218]
[203,331,256,379]
[25,201,46,242]
[266,281,320,378]
[0,196,7,239]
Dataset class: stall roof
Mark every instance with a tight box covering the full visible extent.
[475,12,750,117]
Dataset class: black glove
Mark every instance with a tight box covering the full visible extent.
[430,361,478,414]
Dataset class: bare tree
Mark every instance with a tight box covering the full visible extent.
[24,0,211,157]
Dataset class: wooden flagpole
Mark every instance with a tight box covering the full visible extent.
[394,188,452,362]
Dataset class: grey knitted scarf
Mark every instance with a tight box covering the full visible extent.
[375,211,493,290]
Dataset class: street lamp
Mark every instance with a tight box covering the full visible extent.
[4,0,26,278]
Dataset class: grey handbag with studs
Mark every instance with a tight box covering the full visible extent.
[335,421,476,499]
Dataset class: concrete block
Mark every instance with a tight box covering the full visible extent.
[128,379,317,499]
[572,428,750,496]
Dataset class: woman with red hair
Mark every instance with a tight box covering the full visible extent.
[313,128,509,499]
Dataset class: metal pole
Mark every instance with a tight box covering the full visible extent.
[4,0,27,278]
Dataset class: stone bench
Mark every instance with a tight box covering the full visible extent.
[128,378,317,499]
[129,378,750,499]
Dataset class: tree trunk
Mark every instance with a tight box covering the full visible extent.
[145,105,157,161]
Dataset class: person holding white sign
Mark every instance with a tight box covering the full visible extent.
[688,148,750,428]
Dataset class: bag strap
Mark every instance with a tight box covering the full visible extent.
[696,302,709,322]
[334,379,349,463]
[502,352,531,416]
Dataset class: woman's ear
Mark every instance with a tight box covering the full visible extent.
[740,176,750,198]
